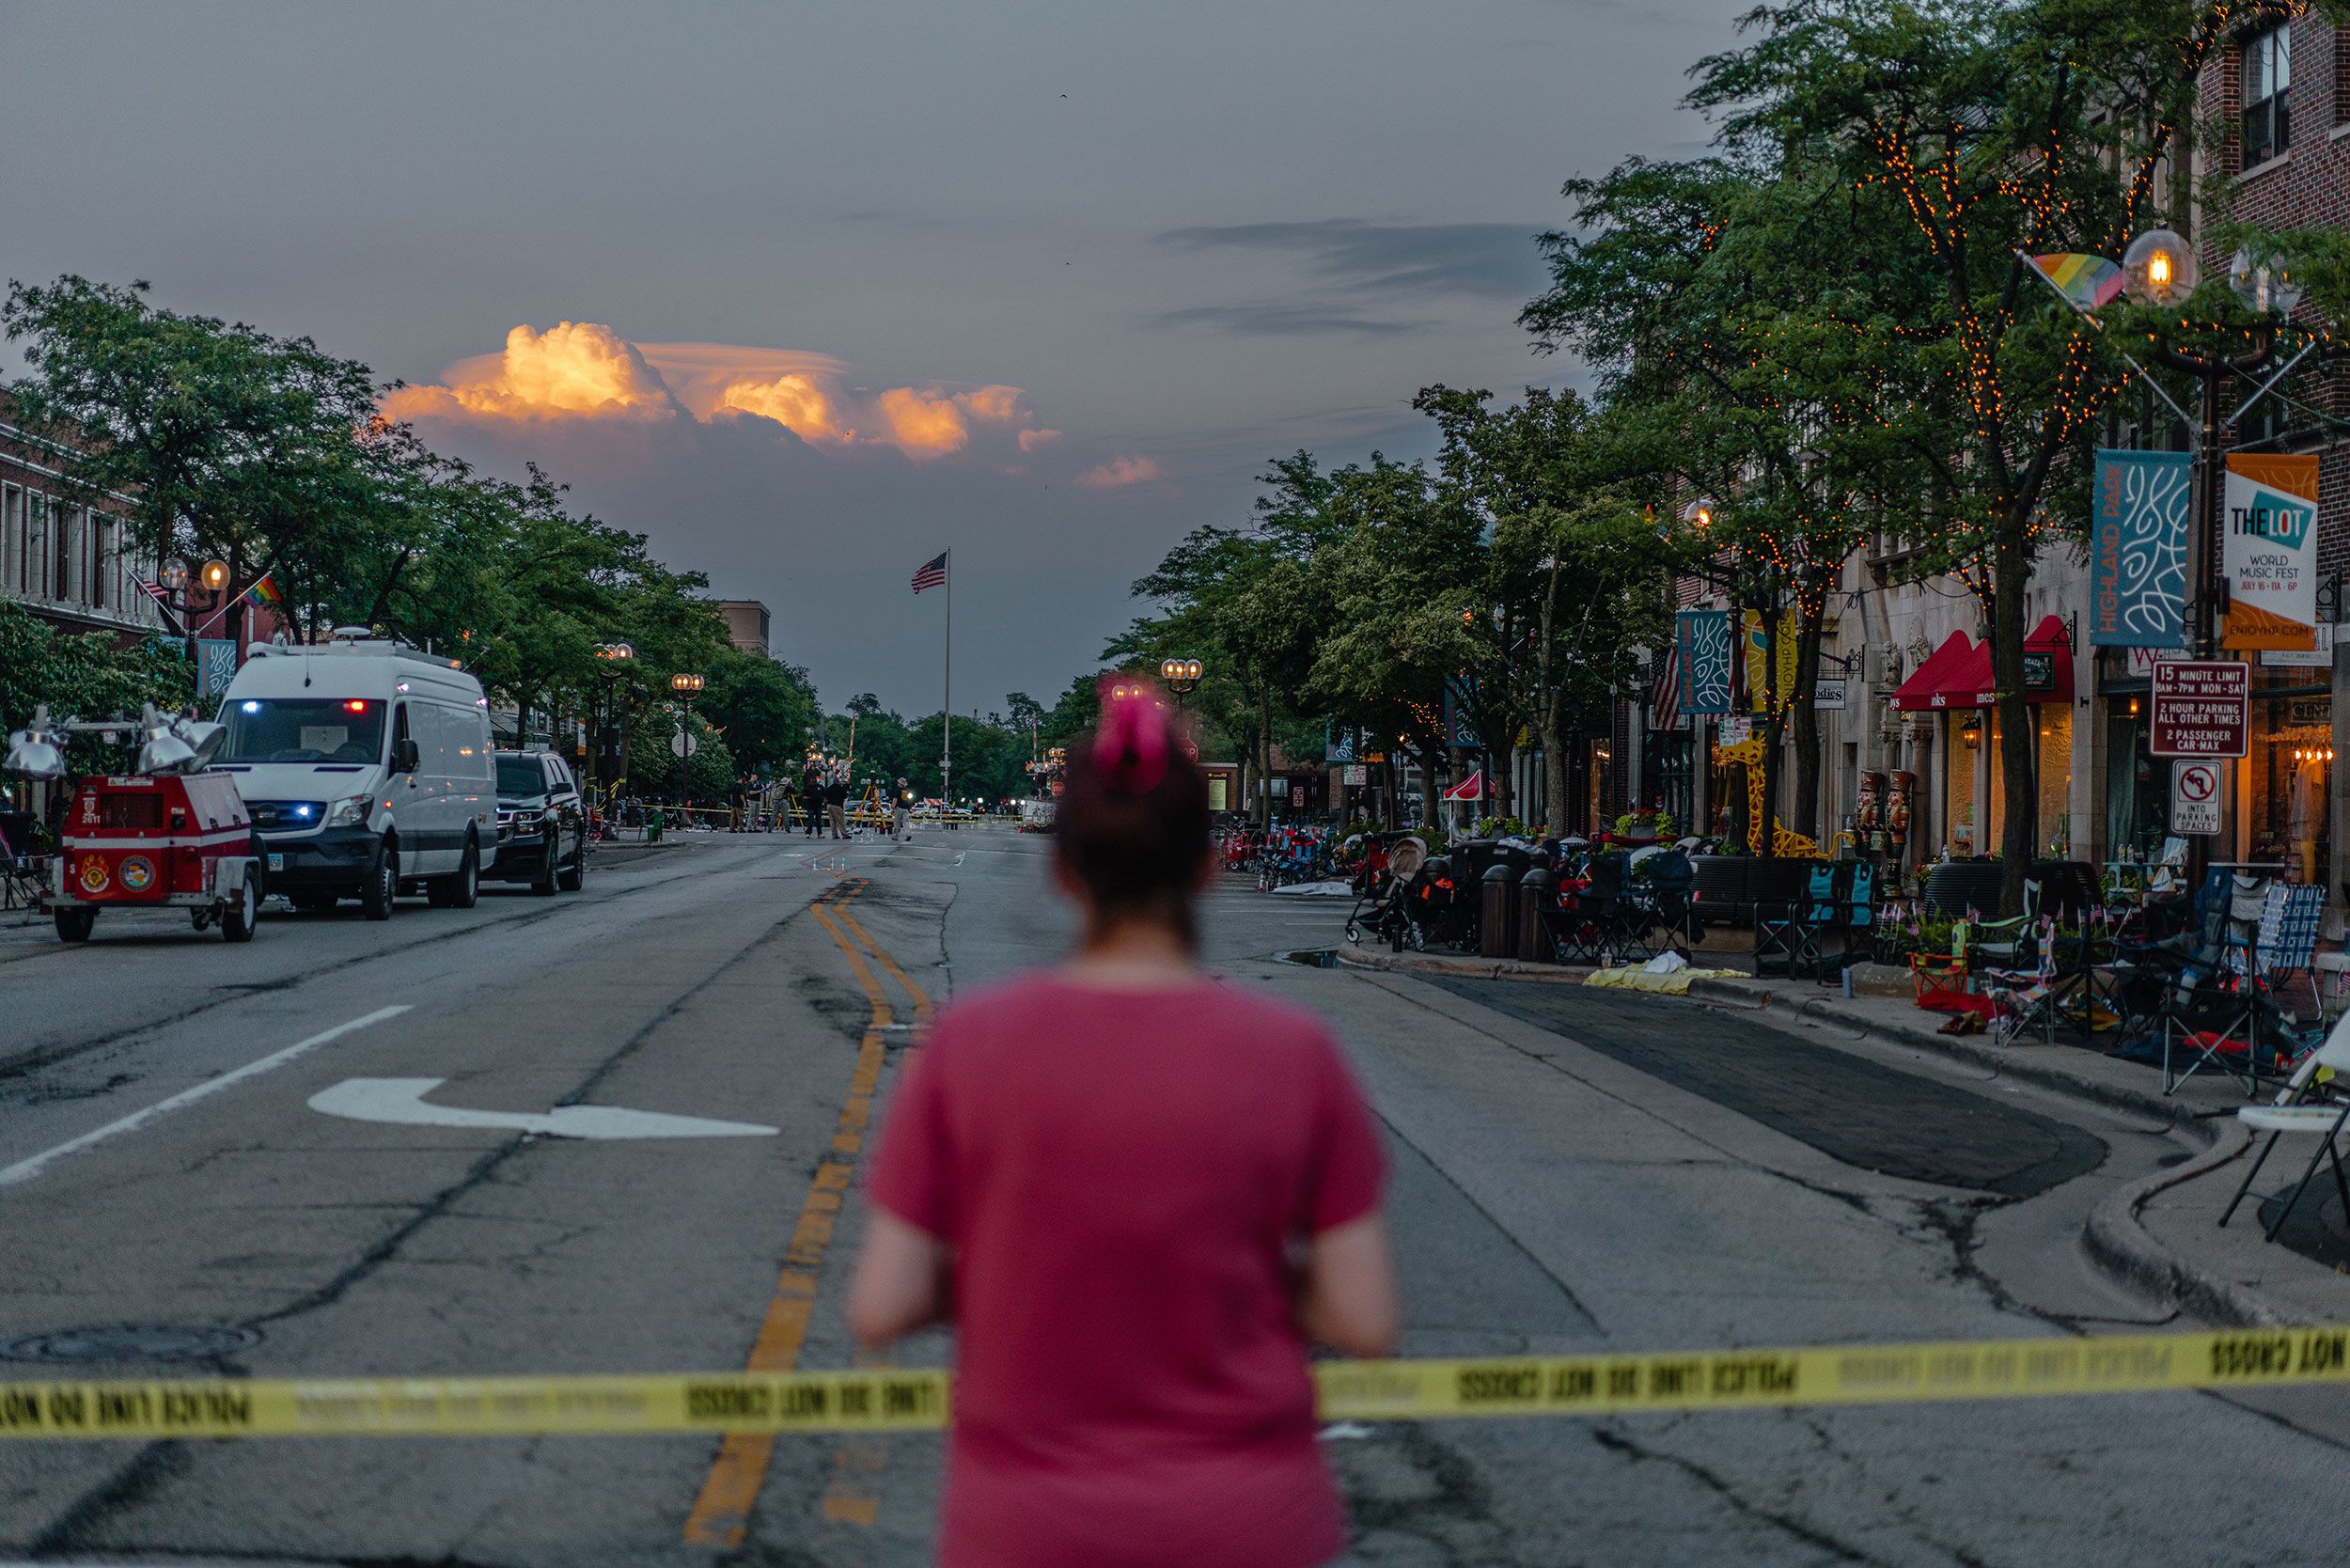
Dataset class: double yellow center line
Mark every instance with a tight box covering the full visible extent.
[681,877,932,1549]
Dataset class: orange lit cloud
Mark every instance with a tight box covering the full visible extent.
[388,323,1048,462]
[383,321,680,421]
[1075,454,1166,489]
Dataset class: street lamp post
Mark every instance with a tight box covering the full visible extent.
[671,672,704,816]
[591,641,634,809]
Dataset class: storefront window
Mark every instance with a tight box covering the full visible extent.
[1945,713,1979,855]
[2105,704,2170,862]
[2251,682,2330,882]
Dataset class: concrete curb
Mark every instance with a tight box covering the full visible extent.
[2077,1119,2298,1327]
[1332,948,1595,985]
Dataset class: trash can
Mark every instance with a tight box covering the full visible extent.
[1517,865,1556,963]
[1480,859,1522,959]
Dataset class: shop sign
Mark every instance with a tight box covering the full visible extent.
[1813,679,1847,710]
[2022,651,2056,692]
[2149,660,2250,758]
[2260,623,2335,669]
[2222,452,2323,651]
[2169,757,2225,836]
[2127,645,2187,678]
[2091,450,2192,649]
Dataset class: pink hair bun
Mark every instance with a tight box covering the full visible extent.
[1093,677,1172,794]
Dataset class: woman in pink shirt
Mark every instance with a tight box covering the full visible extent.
[849,681,1399,1568]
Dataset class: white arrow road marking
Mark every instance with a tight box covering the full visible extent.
[308,1078,778,1140]
[954,852,966,867]
[0,1005,413,1189]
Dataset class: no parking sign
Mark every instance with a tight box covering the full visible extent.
[2170,758,2224,835]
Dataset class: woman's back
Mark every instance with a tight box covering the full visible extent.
[870,972,1385,1568]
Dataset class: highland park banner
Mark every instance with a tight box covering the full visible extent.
[2224,453,2323,652]
[1677,609,1732,715]
[2090,450,2189,649]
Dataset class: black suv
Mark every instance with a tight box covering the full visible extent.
[490,750,587,894]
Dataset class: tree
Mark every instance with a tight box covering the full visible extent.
[1524,154,1933,845]
[4,276,386,651]
[1684,0,2262,902]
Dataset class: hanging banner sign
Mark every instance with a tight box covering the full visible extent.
[2089,450,2190,649]
[1741,609,1800,713]
[195,638,240,700]
[2223,452,2322,651]
[2148,660,2250,758]
[1677,610,1731,715]
[1441,676,1480,747]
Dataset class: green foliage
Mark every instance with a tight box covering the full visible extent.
[0,601,192,778]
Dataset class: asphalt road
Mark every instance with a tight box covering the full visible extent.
[0,826,2344,1566]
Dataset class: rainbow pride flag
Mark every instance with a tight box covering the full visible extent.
[2029,253,2125,311]
[242,572,282,610]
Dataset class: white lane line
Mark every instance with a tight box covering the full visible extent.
[0,1005,412,1189]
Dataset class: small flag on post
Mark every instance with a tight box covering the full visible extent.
[2027,253,2125,312]
[910,552,948,594]
[242,572,283,610]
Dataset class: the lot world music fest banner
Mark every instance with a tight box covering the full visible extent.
[2223,452,2323,652]
[2090,450,2189,649]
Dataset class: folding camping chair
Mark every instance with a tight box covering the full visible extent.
[1549,850,1642,964]
[2251,882,2325,1020]
[2123,870,2273,1095]
[1982,917,2062,1046]
[1637,847,1698,960]
[2217,1011,2350,1242]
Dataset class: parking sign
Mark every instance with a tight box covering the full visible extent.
[2169,757,2224,835]
[2149,661,2249,758]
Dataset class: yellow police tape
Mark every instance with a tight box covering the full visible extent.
[5,1325,2348,1441]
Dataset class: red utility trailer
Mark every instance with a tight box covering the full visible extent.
[48,770,265,944]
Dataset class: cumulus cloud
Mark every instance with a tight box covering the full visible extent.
[384,321,682,420]
[1075,454,1165,490]
[388,322,1047,462]
[1017,427,1063,452]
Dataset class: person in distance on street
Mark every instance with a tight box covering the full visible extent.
[849,678,1398,1568]
[893,776,914,842]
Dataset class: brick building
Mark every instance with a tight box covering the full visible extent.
[0,402,164,644]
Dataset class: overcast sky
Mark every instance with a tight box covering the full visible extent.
[3,0,1743,714]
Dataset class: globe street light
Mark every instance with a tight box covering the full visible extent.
[589,642,634,802]
[1159,657,1202,696]
[670,672,704,814]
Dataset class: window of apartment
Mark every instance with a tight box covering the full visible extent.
[54,504,75,604]
[88,516,106,610]
[0,485,18,598]
[2242,24,2291,165]
[26,494,47,598]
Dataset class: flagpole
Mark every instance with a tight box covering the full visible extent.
[942,550,952,812]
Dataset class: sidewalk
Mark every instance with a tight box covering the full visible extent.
[1341,943,2350,1327]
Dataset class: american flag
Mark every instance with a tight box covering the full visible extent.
[1652,646,1683,720]
[133,577,171,606]
[910,551,948,593]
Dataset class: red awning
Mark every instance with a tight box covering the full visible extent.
[1925,616,2076,710]
[1888,631,1977,711]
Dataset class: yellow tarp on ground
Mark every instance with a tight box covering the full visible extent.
[1582,966,1745,996]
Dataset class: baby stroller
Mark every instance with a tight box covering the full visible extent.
[1346,836,1423,948]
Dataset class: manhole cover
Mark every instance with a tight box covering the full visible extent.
[0,1325,260,1363]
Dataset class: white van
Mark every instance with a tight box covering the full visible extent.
[212,630,500,918]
